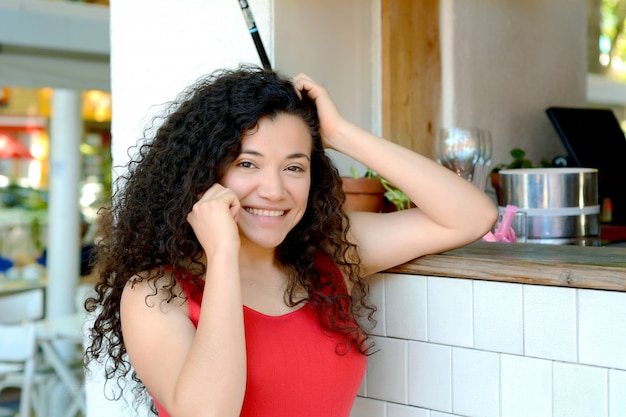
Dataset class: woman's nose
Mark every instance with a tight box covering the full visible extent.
[257,170,286,200]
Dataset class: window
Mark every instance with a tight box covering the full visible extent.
[587,0,626,129]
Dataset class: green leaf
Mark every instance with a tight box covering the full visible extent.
[364,169,376,179]
[510,148,526,160]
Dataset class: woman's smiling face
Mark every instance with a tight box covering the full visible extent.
[221,113,312,250]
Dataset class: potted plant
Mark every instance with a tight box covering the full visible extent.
[341,168,386,212]
[342,168,411,212]
[379,176,412,211]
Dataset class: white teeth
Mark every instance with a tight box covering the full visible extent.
[245,208,285,217]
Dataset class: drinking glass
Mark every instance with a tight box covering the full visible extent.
[478,129,493,165]
[471,128,493,190]
[436,127,481,180]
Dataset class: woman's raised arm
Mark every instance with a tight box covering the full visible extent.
[293,74,498,276]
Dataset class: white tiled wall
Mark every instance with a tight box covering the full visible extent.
[351,273,626,417]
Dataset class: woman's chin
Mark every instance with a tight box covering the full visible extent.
[240,233,287,251]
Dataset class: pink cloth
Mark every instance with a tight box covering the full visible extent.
[483,204,520,243]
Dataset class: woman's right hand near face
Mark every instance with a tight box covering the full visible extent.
[187,183,241,257]
[124,183,246,417]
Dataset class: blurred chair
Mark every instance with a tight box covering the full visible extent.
[0,289,49,416]
[0,288,44,324]
[0,322,37,417]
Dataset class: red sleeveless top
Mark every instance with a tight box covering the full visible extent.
[154,257,367,417]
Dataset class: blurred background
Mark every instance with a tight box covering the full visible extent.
[0,0,110,270]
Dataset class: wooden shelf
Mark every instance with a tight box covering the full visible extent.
[388,241,626,292]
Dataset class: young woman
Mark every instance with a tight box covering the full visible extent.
[85,65,497,417]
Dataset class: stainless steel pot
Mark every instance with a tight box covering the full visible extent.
[498,168,600,244]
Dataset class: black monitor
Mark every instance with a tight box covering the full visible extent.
[546,107,626,224]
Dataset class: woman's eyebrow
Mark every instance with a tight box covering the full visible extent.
[287,152,311,161]
[240,149,262,156]
[240,149,311,161]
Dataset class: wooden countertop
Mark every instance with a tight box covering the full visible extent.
[388,241,626,292]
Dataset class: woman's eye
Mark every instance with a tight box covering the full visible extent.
[238,161,255,169]
[286,165,304,172]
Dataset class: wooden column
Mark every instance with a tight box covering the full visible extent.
[382,0,440,159]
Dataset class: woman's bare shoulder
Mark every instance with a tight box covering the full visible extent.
[121,269,188,315]
[119,269,198,409]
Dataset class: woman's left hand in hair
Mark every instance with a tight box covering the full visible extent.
[292,73,345,150]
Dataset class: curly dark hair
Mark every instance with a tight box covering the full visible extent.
[84,65,376,404]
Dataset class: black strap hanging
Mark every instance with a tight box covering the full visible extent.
[237,0,272,70]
